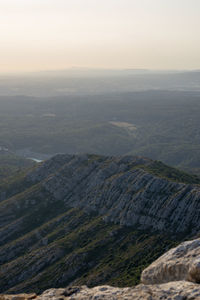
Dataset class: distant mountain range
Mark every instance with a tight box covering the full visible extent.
[0,154,199,294]
[0,69,200,97]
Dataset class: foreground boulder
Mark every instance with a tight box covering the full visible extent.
[141,238,200,284]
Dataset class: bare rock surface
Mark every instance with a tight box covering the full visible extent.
[26,154,200,233]
[2,282,200,300]
[141,238,200,284]
[0,294,36,300]
[36,282,200,299]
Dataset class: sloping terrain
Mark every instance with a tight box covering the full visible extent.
[0,90,200,175]
[2,238,200,299]
[0,154,200,294]
[0,153,35,181]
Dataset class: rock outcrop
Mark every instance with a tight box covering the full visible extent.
[0,294,36,300]
[141,238,200,284]
[38,282,200,299]
[26,154,200,233]
[2,282,200,300]
[2,239,200,299]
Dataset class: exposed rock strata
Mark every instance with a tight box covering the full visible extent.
[1,154,200,293]
[27,154,200,232]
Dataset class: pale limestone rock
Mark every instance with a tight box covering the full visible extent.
[188,257,200,283]
[141,238,200,284]
[26,154,200,233]
[36,282,200,299]
[2,283,200,300]
[0,294,36,300]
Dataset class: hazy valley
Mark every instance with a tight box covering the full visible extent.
[0,72,200,176]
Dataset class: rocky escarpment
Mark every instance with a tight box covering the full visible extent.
[0,154,200,293]
[26,154,200,233]
[2,239,200,299]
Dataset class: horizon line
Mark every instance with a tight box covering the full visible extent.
[0,67,200,77]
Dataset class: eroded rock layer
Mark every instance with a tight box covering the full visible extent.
[26,154,200,232]
[0,154,200,293]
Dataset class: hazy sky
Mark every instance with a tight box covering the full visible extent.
[0,0,200,72]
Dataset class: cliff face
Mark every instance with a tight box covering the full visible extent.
[27,154,200,232]
[0,154,200,293]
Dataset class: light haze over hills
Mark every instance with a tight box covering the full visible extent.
[0,1,200,298]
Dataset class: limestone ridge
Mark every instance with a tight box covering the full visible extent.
[0,154,200,293]
[2,239,200,299]
[26,154,200,233]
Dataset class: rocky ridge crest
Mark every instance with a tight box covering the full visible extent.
[27,154,200,232]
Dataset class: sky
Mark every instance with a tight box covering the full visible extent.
[0,0,200,73]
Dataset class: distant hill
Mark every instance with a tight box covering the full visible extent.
[0,90,200,175]
[0,153,35,181]
[0,154,199,294]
